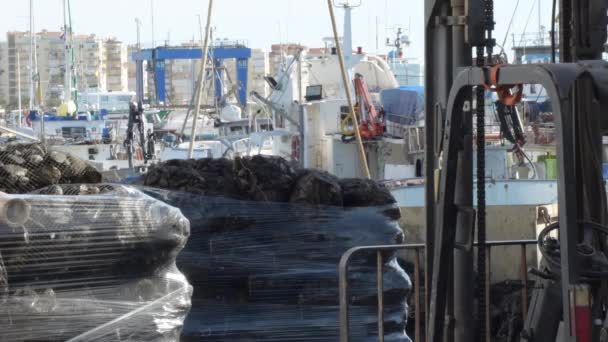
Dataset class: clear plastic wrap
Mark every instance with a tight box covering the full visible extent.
[0,184,192,341]
[142,188,412,342]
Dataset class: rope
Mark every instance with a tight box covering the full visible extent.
[499,0,522,59]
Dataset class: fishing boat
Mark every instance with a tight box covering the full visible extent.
[22,0,155,172]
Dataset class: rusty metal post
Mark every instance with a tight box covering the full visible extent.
[414,249,422,342]
[520,244,528,322]
[377,251,385,342]
[339,259,350,342]
[485,246,492,342]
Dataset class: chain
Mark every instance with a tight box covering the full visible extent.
[477,0,494,341]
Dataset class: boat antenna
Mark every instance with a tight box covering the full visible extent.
[135,18,142,50]
[375,16,379,54]
[332,0,361,70]
[327,0,370,179]
[150,0,155,48]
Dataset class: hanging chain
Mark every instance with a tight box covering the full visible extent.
[476,0,494,341]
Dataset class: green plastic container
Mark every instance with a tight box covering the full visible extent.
[538,155,557,179]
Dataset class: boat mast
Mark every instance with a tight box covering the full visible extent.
[33,6,40,108]
[342,2,353,70]
[327,0,370,179]
[333,0,360,97]
[188,0,213,159]
[151,0,155,47]
[63,0,71,104]
[67,0,77,110]
[16,51,22,126]
[28,0,34,110]
[135,18,142,50]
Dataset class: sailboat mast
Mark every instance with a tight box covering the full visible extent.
[188,0,214,159]
[151,0,156,47]
[63,0,71,103]
[28,0,34,109]
[32,5,39,108]
[342,4,353,69]
[16,51,22,126]
[67,0,77,108]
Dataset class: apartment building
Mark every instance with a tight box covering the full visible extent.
[248,48,270,98]
[269,43,307,76]
[166,58,198,106]
[73,34,106,91]
[7,31,34,107]
[104,38,128,91]
[2,31,130,109]
[0,42,8,106]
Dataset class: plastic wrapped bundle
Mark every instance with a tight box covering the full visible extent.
[0,184,192,341]
[0,142,102,194]
[142,188,412,342]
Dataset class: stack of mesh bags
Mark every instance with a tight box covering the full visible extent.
[141,156,413,342]
[0,182,193,341]
[0,142,102,194]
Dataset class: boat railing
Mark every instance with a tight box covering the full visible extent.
[339,239,538,342]
[511,31,556,49]
[41,132,113,145]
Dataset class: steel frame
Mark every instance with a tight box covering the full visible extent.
[131,47,252,106]
[426,62,608,342]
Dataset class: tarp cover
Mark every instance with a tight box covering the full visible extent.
[381,86,425,125]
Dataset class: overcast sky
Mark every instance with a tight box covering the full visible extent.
[0,0,553,62]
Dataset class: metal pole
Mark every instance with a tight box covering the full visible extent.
[326,0,370,179]
[425,3,453,337]
[62,0,71,104]
[28,0,34,110]
[451,0,473,341]
[0,125,39,141]
[33,15,40,108]
[151,0,155,48]
[135,18,141,50]
[376,251,385,342]
[16,51,22,127]
[188,0,213,159]
[297,51,305,167]
[135,18,144,104]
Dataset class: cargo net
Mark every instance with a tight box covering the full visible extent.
[0,184,192,342]
[0,142,102,194]
[136,156,413,342]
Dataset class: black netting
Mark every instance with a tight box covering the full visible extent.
[0,143,101,194]
[143,188,412,342]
